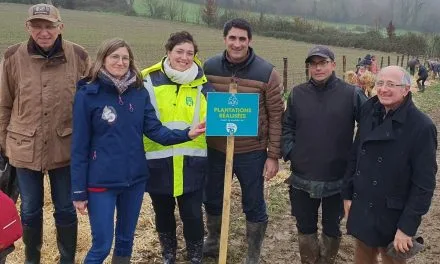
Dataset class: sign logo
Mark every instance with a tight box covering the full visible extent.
[228,94,238,106]
[226,123,237,134]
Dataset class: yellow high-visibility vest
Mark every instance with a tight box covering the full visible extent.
[141,59,208,196]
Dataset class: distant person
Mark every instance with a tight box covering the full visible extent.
[0,4,90,263]
[282,45,367,264]
[71,38,206,263]
[140,31,214,264]
[203,18,284,263]
[406,58,419,76]
[343,66,437,264]
[416,63,428,92]
[370,55,378,74]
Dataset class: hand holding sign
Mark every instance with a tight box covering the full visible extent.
[188,121,206,139]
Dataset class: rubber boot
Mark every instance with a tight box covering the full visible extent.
[186,239,203,264]
[158,232,177,264]
[111,255,131,264]
[317,233,340,264]
[244,221,268,264]
[298,233,320,264]
[203,214,221,257]
[23,224,43,264]
[0,245,14,264]
[56,222,77,264]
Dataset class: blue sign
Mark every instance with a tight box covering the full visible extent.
[206,92,259,136]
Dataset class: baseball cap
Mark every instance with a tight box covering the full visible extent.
[26,4,61,23]
[305,45,335,63]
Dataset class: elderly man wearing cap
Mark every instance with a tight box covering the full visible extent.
[282,45,367,264]
[0,3,89,263]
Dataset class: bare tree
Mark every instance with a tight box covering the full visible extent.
[164,0,179,21]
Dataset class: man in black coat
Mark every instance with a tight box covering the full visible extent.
[282,45,367,264]
[342,66,438,263]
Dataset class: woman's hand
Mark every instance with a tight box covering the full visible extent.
[73,200,88,215]
[188,121,206,139]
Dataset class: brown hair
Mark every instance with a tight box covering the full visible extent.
[164,31,198,54]
[88,38,143,87]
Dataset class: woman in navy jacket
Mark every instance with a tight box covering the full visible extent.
[70,38,205,264]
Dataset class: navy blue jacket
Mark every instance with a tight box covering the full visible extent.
[342,94,437,247]
[71,76,191,201]
[418,65,428,79]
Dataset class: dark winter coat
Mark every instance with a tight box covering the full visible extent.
[342,94,437,247]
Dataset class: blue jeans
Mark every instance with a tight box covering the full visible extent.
[16,166,77,228]
[84,182,145,263]
[204,148,268,223]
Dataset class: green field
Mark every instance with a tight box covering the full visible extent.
[0,3,402,89]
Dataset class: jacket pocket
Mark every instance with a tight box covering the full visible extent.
[5,126,36,163]
[53,127,72,164]
[386,197,405,210]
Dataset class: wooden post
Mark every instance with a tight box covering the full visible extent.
[388,56,391,66]
[305,63,309,81]
[396,56,400,66]
[218,81,237,264]
[380,56,384,69]
[342,55,346,80]
[401,54,404,67]
[283,57,288,94]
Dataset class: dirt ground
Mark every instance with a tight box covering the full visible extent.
[6,90,440,264]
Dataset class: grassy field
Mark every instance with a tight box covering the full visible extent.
[0,3,402,89]
[2,3,439,264]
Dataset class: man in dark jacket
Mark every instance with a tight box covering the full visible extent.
[203,18,284,263]
[342,66,437,263]
[406,58,419,76]
[416,63,428,92]
[282,45,367,264]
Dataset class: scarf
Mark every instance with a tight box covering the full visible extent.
[163,57,199,85]
[99,69,136,94]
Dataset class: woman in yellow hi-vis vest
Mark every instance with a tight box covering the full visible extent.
[141,31,214,264]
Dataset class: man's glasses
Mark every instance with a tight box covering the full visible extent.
[308,60,332,69]
[375,81,407,89]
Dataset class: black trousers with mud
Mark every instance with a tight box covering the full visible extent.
[289,186,343,238]
[150,189,204,242]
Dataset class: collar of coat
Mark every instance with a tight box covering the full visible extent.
[308,72,338,91]
[370,92,413,125]
[140,56,208,87]
[221,46,256,73]
[27,35,64,60]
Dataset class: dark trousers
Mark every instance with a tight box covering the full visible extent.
[150,189,204,242]
[417,76,427,87]
[289,186,343,238]
[204,148,268,223]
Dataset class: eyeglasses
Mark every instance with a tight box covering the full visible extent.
[375,81,407,89]
[308,60,332,69]
[29,23,60,32]
[108,54,130,63]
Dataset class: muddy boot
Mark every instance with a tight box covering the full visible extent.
[318,233,340,264]
[298,233,320,264]
[203,214,221,257]
[244,221,268,264]
[158,232,177,264]
[111,255,131,264]
[56,222,77,264]
[186,239,203,264]
[23,224,43,264]
[417,81,422,91]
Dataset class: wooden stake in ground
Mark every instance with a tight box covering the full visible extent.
[218,81,238,264]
